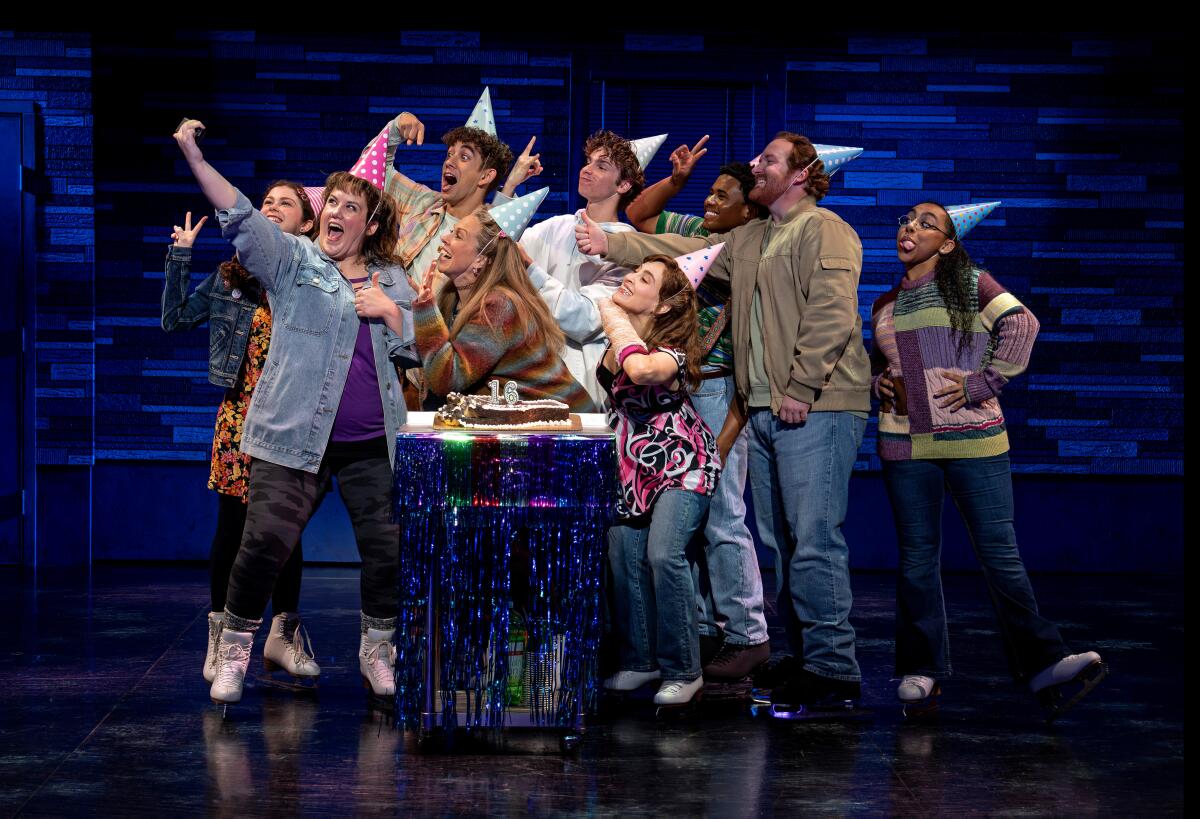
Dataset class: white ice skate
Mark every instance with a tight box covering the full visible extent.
[1030,651,1108,722]
[898,674,941,718]
[263,613,320,689]
[360,627,397,702]
[210,629,254,705]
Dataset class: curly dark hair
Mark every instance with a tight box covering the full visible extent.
[441,126,514,195]
[718,161,766,219]
[219,179,317,294]
[583,130,645,209]
[923,201,981,352]
[775,131,831,201]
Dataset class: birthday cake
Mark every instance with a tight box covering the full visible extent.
[435,391,573,430]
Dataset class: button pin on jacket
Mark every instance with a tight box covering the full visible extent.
[231,288,242,300]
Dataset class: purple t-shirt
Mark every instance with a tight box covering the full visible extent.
[331,279,386,442]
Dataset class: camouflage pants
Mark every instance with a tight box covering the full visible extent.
[225,439,399,621]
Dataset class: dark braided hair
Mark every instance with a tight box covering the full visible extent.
[924,201,980,352]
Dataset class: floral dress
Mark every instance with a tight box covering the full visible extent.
[208,300,272,500]
[597,345,720,519]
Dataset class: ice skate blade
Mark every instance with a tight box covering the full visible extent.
[1039,661,1109,724]
[362,678,396,711]
[752,697,868,721]
[901,699,940,719]
[259,662,321,686]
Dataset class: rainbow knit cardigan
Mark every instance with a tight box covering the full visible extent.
[870,267,1039,461]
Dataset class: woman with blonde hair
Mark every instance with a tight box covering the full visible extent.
[413,206,592,411]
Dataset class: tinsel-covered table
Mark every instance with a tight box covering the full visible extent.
[391,414,617,743]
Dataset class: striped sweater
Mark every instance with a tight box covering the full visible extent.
[870,267,1039,461]
[414,290,595,412]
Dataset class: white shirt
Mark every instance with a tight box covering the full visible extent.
[520,211,635,407]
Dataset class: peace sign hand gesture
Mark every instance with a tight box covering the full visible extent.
[171,211,208,249]
[669,134,710,186]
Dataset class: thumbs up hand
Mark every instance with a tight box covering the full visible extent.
[575,211,609,256]
[354,271,399,321]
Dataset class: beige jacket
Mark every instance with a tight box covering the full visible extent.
[605,196,870,414]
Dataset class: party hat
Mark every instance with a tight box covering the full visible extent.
[748,144,863,176]
[466,87,497,136]
[945,201,1001,238]
[489,186,548,241]
[812,143,863,176]
[349,129,388,191]
[629,134,668,171]
[302,186,325,217]
[675,243,725,289]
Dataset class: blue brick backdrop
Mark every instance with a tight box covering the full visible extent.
[5,31,1183,568]
[82,31,1180,477]
[0,32,95,468]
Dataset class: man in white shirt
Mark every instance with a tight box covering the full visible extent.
[518,131,646,406]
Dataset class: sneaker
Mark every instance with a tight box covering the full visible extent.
[203,612,224,684]
[603,669,661,691]
[210,629,254,704]
[654,677,703,706]
[897,675,938,703]
[703,641,771,682]
[263,613,321,679]
[770,668,861,710]
[360,628,397,698]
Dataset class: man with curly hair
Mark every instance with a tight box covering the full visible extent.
[363,112,516,286]
[517,130,646,406]
[579,131,872,716]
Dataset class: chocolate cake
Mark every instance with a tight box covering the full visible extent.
[435,392,571,429]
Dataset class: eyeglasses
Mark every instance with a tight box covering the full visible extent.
[897,214,952,238]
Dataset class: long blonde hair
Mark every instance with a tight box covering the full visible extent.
[437,208,566,350]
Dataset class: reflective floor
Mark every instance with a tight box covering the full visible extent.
[1,566,1183,816]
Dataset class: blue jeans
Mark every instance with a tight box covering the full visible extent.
[882,454,1069,682]
[688,375,769,646]
[608,489,710,682]
[746,409,864,682]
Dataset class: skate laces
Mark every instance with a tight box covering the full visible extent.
[216,641,251,687]
[363,639,396,685]
[289,625,316,667]
[899,675,936,699]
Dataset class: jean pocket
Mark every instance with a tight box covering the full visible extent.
[283,267,339,336]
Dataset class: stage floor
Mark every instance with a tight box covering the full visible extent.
[0,566,1183,816]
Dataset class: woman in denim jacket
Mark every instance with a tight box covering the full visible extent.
[174,119,419,707]
[161,182,322,689]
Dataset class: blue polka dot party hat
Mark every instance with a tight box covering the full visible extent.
[489,186,549,241]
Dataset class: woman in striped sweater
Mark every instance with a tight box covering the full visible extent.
[412,207,593,412]
[871,201,1106,721]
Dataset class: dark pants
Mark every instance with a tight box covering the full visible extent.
[883,453,1069,683]
[210,492,304,614]
[225,437,399,622]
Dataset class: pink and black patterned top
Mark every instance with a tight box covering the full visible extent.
[597,345,721,519]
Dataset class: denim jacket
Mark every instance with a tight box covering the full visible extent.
[160,246,262,389]
[217,190,419,473]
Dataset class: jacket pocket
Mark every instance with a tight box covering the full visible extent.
[208,312,235,370]
[283,265,340,336]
